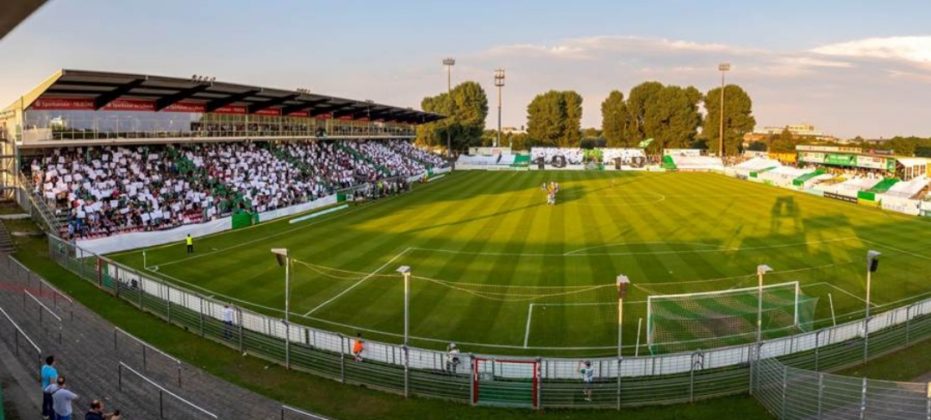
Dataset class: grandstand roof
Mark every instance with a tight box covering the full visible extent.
[0,0,46,40]
[12,69,444,124]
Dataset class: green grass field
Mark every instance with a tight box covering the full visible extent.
[110,171,931,357]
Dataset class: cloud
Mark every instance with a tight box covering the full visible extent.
[458,34,931,138]
[811,36,931,65]
[482,36,753,61]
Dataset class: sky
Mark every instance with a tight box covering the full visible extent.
[2,0,931,139]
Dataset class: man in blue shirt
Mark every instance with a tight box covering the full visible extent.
[40,355,58,419]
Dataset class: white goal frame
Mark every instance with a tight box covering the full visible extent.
[645,281,801,349]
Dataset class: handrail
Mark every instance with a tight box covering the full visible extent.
[24,289,62,323]
[117,361,217,418]
[0,306,42,355]
[16,173,62,234]
[11,257,73,304]
[114,326,181,365]
[281,404,328,419]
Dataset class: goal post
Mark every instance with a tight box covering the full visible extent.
[646,281,818,354]
[471,357,540,409]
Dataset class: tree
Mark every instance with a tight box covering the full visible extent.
[642,85,702,153]
[624,81,664,143]
[703,84,756,156]
[415,81,488,151]
[601,90,630,147]
[769,128,799,153]
[564,91,583,147]
[526,90,583,147]
[747,141,767,151]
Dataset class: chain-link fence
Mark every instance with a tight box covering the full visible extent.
[43,234,931,410]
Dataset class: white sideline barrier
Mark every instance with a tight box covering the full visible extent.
[78,217,232,255]
[881,197,922,216]
[77,195,337,254]
[257,195,337,223]
[96,250,931,380]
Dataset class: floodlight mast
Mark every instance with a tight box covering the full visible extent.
[442,58,456,160]
[397,265,412,398]
[494,69,506,148]
[718,63,731,157]
[616,274,630,411]
[271,248,291,368]
[864,250,880,363]
[756,264,773,344]
[397,265,412,346]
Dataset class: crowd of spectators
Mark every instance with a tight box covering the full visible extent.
[385,140,447,168]
[346,140,427,178]
[29,146,212,240]
[26,140,444,240]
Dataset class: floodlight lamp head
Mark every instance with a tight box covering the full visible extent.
[443,57,456,66]
[719,63,731,71]
[616,274,631,299]
[867,250,881,273]
[271,248,288,267]
[396,265,411,275]
[757,264,773,275]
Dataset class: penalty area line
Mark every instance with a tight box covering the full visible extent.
[303,247,411,316]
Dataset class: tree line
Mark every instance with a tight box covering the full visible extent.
[416,80,756,156]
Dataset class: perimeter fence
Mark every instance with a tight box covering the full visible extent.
[754,358,931,419]
[44,234,931,410]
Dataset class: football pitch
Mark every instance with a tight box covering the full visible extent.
[110,171,931,356]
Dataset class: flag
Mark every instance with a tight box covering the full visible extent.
[638,138,654,148]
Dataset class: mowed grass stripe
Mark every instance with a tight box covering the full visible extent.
[312,173,497,333]
[107,171,931,354]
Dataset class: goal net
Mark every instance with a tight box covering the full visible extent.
[646,281,818,354]
[471,358,539,409]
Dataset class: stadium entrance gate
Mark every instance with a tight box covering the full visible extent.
[471,358,540,409]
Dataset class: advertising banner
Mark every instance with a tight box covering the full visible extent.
[824,153,857,166]
[798,152,825,163]
[824,192,858,204]
[32,97,319,119]
[858,156,887,170]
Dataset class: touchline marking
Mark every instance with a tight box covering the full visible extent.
[860,238,931,261]
[523,303,534,348]
[303,247,411,316]
[563,241,718,256]
[410,237,860,258]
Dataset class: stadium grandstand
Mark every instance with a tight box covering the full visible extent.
[1,70,448,244]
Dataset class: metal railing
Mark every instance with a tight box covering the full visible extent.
[117,361,218,419]
[15,173,63,234]
[114,326,183,388]
[45,234,931,410]
[0,306,42,361]
[281,404,329,420]
[22,288,62,344]
[753,358,931,419]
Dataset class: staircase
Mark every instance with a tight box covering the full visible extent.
[0,221,14,253]
[16,173,64,235]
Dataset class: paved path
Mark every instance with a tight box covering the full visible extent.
[0,255,326,419]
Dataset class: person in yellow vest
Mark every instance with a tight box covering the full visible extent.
[185,234,194,254]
